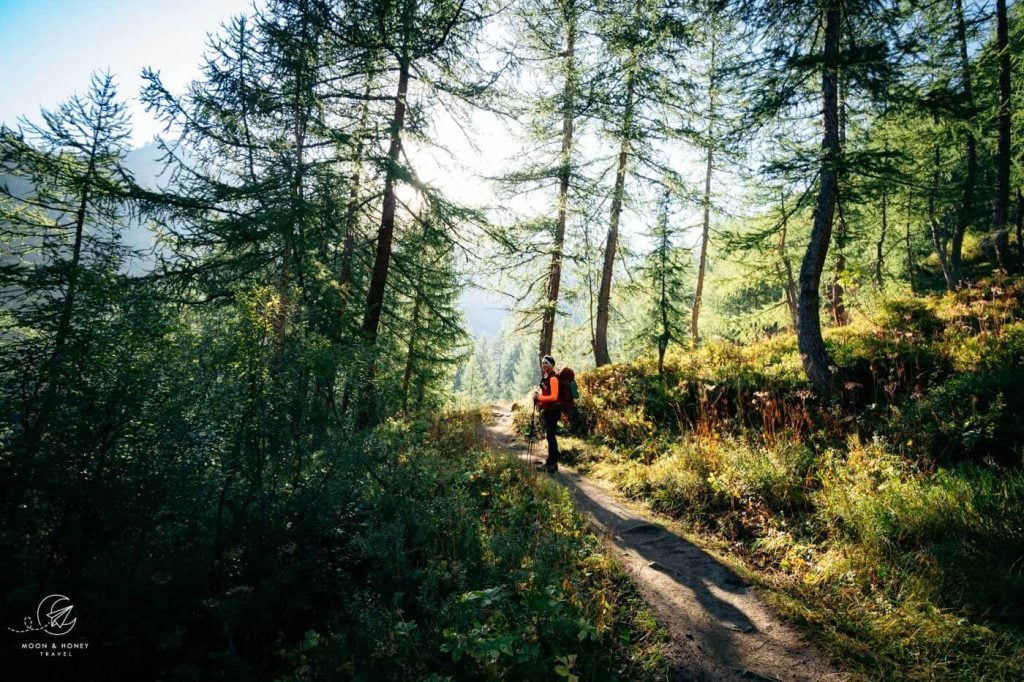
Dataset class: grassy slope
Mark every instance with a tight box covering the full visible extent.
[527,278,1024,680]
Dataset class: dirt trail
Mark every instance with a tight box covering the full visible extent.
[479,405,844,682]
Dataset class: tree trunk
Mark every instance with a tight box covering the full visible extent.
[691,37,717,349]
[906,193,916,293]
[928,141,956,290]
[274,84,307,361]
[828,203,849,326]
[875,189,887,287]
[658,206,671,377]
[52,162,93,370]
[992,0,1012,268]
[339,175,357,310]
[330,175,359,421]
[827,84,848,326]
[657,335,667,378]
[594,63,636,365]
[539,18,576,358]
[691,144,714,347]
[797,4,841,397]
[401,292,421,412]
[951,0,976,286]
[31,140,99,447]
[339,83,373,315]
[362,55,411,344]
[358,51,411,426]
[1017,187,1024,261]
[779,191,797,330]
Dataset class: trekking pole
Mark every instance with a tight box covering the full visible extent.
[526,401,538,470]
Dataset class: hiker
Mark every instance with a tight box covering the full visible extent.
[533,354,561,473]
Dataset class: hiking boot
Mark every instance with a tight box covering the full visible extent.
[534,462,557,474]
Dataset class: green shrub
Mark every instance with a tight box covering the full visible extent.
[878,297,944,338]
[717,438,815,515]
[816,437,934,552]
[645,443,719,516]
[290,413,668,681]
[892,363,1024,466]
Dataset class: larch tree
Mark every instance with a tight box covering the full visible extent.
[738,0,903,396]
[0,72,135,450]
[800,2,844,393]
[494,0,593,360]
[991,0,1013,268]
[591,0,692,365]
[631,187,690,376]
[951,0,980,285]
[391,212,470,413]
[326,0,493,423]
[326,0,490,348]
[536,0,584,360]
[688,0,743,348]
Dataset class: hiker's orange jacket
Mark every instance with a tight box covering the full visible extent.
[536,371,559,409]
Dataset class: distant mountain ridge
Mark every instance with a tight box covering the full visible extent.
[1,142,167,274]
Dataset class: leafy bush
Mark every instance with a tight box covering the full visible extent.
[289,413,669,681]
[887,323,1024,465]
[878,297,944,338]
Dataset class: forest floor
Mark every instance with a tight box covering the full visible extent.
[477,404,845,682]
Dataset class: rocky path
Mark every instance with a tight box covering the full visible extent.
[479,405,845,682]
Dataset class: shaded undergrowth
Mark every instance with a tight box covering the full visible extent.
[2,409,668,681]
[281,411,670,681]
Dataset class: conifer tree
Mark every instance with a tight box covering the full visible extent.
[738,0,902,395]
[325,0,490,346]
[688,0,743,347]
[991,0,1012,268]
[951,0,980,284]
[493,0,592,361]
[392,213,470,412]
[631,188,690,376]
[898,0,985,290]
[321,0,493,423]
[0,72,135,447]
[592,0,692,365]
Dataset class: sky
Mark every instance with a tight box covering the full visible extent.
[0,0,254,145]
[0,0,514,191]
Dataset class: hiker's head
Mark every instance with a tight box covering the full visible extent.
[540,355,555,373]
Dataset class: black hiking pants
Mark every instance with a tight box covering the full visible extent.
[542,408,560,470]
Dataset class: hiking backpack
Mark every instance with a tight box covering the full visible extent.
[556,367,579,412]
